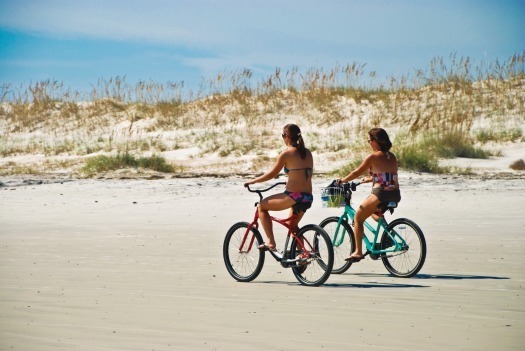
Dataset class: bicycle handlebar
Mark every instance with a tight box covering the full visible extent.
[338,181,362,192]
[245,182,287,200]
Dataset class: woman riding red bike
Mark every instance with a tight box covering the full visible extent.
[244,124,313,256]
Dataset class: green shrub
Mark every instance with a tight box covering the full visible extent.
[424,132,488,159]
[82,153,174,175]
[475,128,523,143]
[136,155,175,172]
[397,145,443,173]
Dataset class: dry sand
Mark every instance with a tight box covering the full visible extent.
[1,171,524,351]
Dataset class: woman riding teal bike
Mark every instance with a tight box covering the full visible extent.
[337,128,401,262]
[320,180,425,277]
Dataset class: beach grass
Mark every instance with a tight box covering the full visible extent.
[1,52,524,176]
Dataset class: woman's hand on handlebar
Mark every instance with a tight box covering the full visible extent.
[244,180,256,188]
[336,175,370,186]
[360,175,372,183]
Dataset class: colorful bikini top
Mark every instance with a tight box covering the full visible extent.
[370,170,398,190]
[284,166,313,179]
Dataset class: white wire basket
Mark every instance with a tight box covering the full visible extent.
[321,187,346,208]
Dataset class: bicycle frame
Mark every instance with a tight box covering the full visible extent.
[239,184,311,263]
[333,201,408,256]
[224,182,335,285]
[319,183,426,277]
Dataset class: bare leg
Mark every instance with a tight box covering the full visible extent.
[290,208,304,232]
[259,193,295,249]
[289,208,305,249]
[350,194,380,257]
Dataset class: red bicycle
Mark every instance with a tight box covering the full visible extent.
[223,182,334,286]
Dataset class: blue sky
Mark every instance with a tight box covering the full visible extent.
[0,0,523,94]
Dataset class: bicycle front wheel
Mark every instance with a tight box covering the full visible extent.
[223,222,265,282]
[290,224,334,286]
[381,218,426,278]
[319,216,355,274]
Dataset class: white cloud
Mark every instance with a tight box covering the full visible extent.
[2,1,521,49]
[0,0,475,50]
[1,0,522,87]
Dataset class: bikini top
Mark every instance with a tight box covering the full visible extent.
[370,170,398,190]
[284,166,313,179]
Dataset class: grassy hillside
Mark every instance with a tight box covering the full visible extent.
[1,53,524,177]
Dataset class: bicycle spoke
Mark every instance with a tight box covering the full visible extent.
[381,218,426,277]
[290,224,334,286]
[223,222,265,282]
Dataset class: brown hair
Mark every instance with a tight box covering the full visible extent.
[284,124,307,159]
[368,128,393,152]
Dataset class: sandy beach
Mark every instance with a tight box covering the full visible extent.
[1,3,523,350]
[1,172,524,351]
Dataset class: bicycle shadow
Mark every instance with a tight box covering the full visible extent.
[344,273,510,280]
[255,273,508,288]
[322,272,509,288]
[257,280,428,289]
[323,282,428,289]
[413,273,510,280]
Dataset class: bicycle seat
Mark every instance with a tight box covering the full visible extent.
[376,201,398,216]
[385,201,398,208]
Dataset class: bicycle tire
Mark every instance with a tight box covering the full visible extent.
[223,221,265,282]
[319,216,355,274]
[290,224,334,286]
[381,218,426,278]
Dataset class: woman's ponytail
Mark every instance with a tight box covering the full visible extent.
[296,133,307,159]
[284,124,307,159]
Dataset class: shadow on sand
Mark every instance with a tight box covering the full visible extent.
[253,273,508,288]
[412,273,510,280]
[256,279,428,289]
[337,272,509,281]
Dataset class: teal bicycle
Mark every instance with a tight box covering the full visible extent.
[320,182,426,277]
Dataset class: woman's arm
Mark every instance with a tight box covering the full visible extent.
[340,154,374,183]
[244,152,286,186]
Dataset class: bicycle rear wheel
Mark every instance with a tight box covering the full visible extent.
[319,216,355,274]
[290,224,334,286]
[223,222,265,282]
[381,218,426,278]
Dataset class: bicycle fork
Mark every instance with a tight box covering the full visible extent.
[239,222,258,253]
[332,214,349,247]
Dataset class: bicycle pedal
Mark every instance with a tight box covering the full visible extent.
[269,250,283,260]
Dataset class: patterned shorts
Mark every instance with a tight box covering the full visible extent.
[284,191,314,214]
